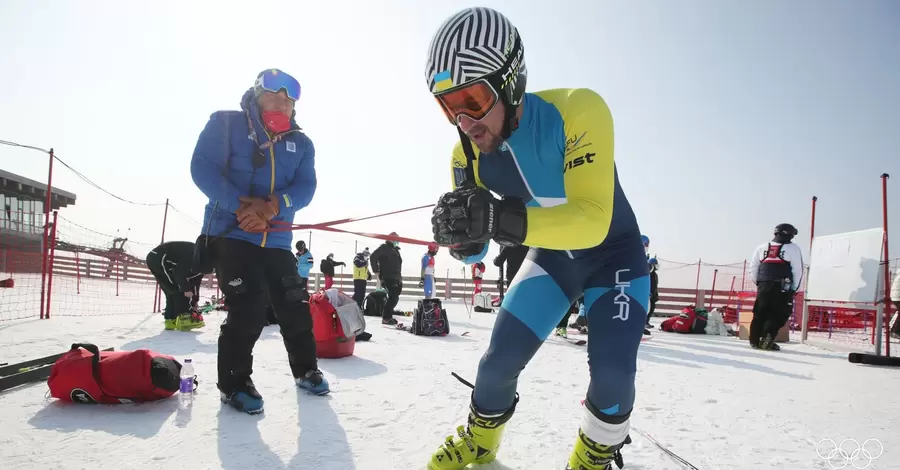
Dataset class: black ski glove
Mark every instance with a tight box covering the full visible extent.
[431,187,527,247]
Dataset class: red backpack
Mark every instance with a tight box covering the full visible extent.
[48,343,183,404]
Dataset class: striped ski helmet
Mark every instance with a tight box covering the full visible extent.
[424,7,528,115]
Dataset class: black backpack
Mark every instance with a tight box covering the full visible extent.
[363,290,388,317]
[410,298,450,336]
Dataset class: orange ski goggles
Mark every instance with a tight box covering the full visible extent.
[434,79,500,125]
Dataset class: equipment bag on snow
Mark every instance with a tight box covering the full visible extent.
[48,343,183,404]
[363,289,388,317]
[473,292,493,313]
[410,298,450,336]
[310,289,366,342]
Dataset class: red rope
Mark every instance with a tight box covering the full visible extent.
[264,203,437,246]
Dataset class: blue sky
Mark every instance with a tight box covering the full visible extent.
[0,0,897,289]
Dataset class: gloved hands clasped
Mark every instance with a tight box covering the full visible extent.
[431,187,527,261]
[236,195,280,233]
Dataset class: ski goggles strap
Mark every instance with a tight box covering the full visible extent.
[434,78,499,125]
[255,69,301,101]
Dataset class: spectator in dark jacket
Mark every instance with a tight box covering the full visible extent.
[369,234,403,325]
[146,238,208,331]
[320,253,346,290]
[493,244,529,303]
[190,68,328,414]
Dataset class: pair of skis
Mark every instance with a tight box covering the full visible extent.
[0,347,114,393]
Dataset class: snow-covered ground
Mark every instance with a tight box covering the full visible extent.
[0,300,897,470]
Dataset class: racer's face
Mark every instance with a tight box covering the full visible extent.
[257,90,294,115]
[458,104,506,153]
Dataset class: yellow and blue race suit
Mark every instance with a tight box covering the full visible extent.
[450,88,648,445]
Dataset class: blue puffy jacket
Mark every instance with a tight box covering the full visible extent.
[191,89,317,252]
[296,250,314,278]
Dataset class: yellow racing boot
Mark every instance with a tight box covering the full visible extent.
[175,312,205,331]
[427,397,517,470]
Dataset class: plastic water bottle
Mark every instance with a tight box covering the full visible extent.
[180,359,195,395]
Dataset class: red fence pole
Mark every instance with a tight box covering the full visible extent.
[39,149,55,319]
[45,210,59,319]
[153,199,170,313]
[709,269,719,307]
[880,174,891,356]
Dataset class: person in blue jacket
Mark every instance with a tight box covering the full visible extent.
[295,240,314,289]
[190,68,329,415]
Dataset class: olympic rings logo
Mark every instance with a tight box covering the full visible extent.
[816,438,883,469]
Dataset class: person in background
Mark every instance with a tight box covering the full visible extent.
[320,253,346,290]
[647,257,659,332]
[370,233,403,325]
[352,248,372,307]
[748,223,804,351]
[190,68,328,415]
[146,237,207,331]
[493,244,529,304]
[554,299,581,339]
[471,260,486,298]
[890,271,900,339]
[420,243,439,299]
[295,240,314,290]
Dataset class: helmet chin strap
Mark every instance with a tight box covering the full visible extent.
[499,98,519,141]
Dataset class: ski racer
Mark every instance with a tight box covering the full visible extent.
[295,240,314,290]
[190,68,329,415]
[424,7,649,470]
[420,243,439,299]
[471,260,485,295]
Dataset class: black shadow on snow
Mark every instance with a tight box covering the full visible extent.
[216,407,283,470]
[685,329,840,360]
[121,330,218,357]
[638,348,704,369]
[291,392,356,470]
[319,355,388,380]
[677,341,816,366]
[639,342,812,380]
[28,398,176,438]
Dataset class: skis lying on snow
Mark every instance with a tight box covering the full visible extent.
[0,347,114,393]
[848,352,900,367]
[382,322,469,336]
[631,427,699,470]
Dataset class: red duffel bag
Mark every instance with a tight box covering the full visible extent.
[48,343,184,404]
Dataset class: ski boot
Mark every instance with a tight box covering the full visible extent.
[566,429,627,470]
[382,317,399,326]
[220,377,264,415]
[759,333,780,351]
[175,311,205,331]
[427,400,516,470]
[164,318,178,330]
[296,369,330,395]
[555,326,568,338]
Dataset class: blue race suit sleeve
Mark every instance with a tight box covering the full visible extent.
[274,135,317,214]
[190,112,244,213]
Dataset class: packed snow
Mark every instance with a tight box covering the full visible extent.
[1,299,897,470]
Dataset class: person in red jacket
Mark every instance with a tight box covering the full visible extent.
[471,261,486,301]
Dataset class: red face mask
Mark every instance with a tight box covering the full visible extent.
[261,111,291,133]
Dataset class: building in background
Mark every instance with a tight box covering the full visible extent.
[0,168,77,272]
